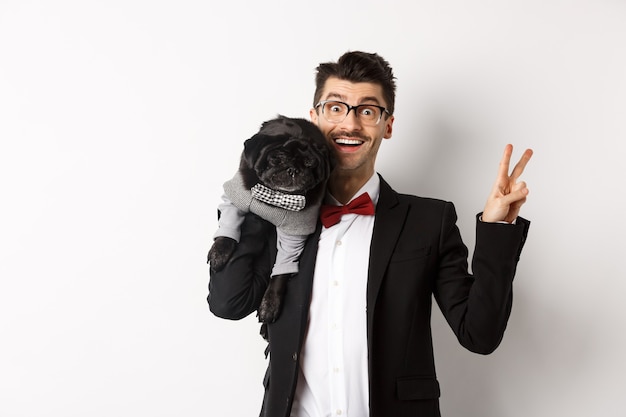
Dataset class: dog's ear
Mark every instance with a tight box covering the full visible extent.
[241,133,269,168]
[240,133,282,189]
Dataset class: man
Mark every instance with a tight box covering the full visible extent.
[208,51,532,417]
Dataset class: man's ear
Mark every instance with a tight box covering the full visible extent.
[383,114,394,139]
[309,107,319,125]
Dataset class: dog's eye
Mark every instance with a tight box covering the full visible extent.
[268,153,286,166]
[303,157,315,168]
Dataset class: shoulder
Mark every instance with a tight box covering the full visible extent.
[379,175,454,213]
[397,192,450,207]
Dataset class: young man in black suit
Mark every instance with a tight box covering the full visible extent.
[208,51,533,417]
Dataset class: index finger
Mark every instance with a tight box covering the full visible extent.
[497,144,514,179]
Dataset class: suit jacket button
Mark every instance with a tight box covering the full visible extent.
[292,352,298,361]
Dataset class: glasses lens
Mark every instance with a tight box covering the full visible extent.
[321,101,383,126]
[356,105,381,125]
[322,101,348,122]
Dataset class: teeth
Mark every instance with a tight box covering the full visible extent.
[335,138,363,145]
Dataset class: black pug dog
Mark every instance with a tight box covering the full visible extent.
[208,115,334,333]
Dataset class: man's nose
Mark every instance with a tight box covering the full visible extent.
[340,108,363,129]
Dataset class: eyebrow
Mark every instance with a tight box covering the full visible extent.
[324,92,382,106]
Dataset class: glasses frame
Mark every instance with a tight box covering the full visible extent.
[315,100,391,126]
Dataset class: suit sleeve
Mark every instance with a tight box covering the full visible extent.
[434,202,530,354]
[207,213,275,320]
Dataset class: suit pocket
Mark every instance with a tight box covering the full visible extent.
[397,376,440,400]
[390,245,431,263]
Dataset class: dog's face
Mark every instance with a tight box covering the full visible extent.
[240,116,333,195]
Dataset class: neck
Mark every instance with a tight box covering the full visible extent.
[328,170,374,204]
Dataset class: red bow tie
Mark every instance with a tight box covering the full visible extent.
[320,192,375,228]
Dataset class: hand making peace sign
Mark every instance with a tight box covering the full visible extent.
[482,144,534,224]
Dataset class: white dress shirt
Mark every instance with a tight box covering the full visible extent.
[291,174,380,417]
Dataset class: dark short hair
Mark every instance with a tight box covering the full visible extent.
[313,51,396,116]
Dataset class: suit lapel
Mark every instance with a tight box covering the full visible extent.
[367,176,409,334]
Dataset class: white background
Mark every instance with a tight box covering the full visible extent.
[1,1,625,416]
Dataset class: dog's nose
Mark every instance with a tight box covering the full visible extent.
[287,167,299,177]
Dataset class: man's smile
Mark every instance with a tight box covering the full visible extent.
[331,131,368,151]
[335,138,364,146]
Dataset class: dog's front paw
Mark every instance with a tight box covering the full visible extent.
[258,273,291,323]
[207,237,237,273]
[258,293,281,324]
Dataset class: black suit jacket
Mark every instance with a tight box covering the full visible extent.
[208,175,530,417]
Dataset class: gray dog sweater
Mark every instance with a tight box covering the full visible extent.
[214,171,323,276]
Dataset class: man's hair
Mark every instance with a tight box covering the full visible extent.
[313,51,396,116]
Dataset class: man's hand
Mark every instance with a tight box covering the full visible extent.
[482,144,533,223]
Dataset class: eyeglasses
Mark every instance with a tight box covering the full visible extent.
[315,100,391,126]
